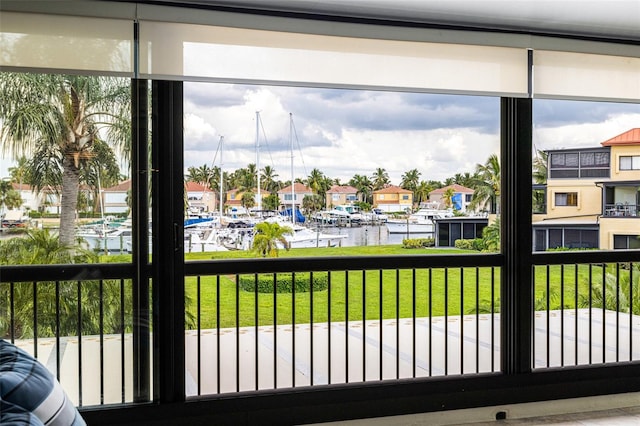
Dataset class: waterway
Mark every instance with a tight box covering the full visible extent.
[312,224,432,247]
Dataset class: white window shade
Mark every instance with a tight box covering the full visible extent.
[533,50,640,102]
[0,12,133,75]
[139,21,529,97]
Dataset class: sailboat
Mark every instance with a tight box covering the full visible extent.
[251,113,346,249]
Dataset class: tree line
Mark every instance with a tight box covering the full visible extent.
[186,154,505,214]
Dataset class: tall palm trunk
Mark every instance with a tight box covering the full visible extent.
[59,155,81,247]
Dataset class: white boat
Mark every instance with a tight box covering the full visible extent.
[312,204,363,225]
[260,216,347,249]
[281,226,347,248]
[184,228,229,253]
[78,220,135,253]
[385,204,453,235]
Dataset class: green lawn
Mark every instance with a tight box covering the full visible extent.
[105,246,621,330]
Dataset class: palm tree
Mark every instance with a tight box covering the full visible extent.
[261,165,280,192]
[80,139,121,214]
[371,167,390,190]
[251,221,293,258]
[532,149,548,214]
[469,154,500,213]
[400,168,421,207]
[349,174,373,204]
[579,264,640,315]
[443,187,456,208]
[8,156,32,187]
[0,73,130,247]
[305,168,327,196]
[481,217,500,252]
[241,191,256,210]
[533,149,548,184]
[400,168,420,191]
[0,180,22,211]
[0,230,136,338]
[414,181,434,206]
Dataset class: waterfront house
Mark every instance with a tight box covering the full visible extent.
[372,185,413,212]
[533,128,640,251]
[325,184,358,208]
[185,181,216,214]
[102,180,131,215]
[428,184,475,212]
[277,182,313,211]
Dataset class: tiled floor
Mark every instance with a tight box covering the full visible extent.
[311,393,640,426]
[461,406,640,425]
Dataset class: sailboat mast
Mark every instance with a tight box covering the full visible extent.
[290,113,295,224]
[255,111,262,211]
[219,136,224,219]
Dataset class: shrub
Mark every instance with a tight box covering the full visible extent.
[454,238,484,251]
[239,272,329,293]
[402,238,435,249]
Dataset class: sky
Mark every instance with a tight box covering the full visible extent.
[1,84,639,185]
[182,82,640,185]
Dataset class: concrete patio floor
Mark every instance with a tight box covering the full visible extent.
[9,309,640,408]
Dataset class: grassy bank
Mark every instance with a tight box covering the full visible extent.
[103,246,616,330]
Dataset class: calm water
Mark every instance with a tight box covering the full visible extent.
[312,224,431,247]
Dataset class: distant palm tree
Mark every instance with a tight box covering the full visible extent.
[0,73,130,247]
[469,154,500,213]
[261,165,279,192]
[0,180,23,211]
[349,174,373,204]
[400,168,421,207]
[371,167,390,190]
[8,156,32,187]
[533,149,548,184]
[241,191,256,210]
[443,187,456,208]
[415,180,435,206]
[252,221,293,258]
[305,168,327,195]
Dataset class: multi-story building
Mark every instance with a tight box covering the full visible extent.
[533,128,640,251]
[325,185,358,208]
[372,185,413,212]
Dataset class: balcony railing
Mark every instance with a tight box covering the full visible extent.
[3,254,640,410]
[603,203,638,217]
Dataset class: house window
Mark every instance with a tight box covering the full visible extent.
[465,194,473,202]
[555,192,577,206]
[613,234,640,249]
[332,194,340,201]
[619,156,640,170]
[379,195,385,200]
[402,195,409,200]
[284,194,293,201]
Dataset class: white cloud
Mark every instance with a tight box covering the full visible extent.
[534,112,640,152]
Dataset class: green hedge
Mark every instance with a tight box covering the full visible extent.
[454,238,484,251]
[402,238,435,249]
[239,272,329,293]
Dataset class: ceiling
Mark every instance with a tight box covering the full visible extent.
[161,0,640,42]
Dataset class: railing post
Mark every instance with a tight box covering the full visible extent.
[501,97,533,375]
[152,80,186,403]
[132,78,151,402]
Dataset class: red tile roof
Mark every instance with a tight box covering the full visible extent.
[278,183,313,194]
[185,181,213,192]
[601,128,640,146]
[373,185,412,194]
[103,180,131,192]
[327,185,358,193]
